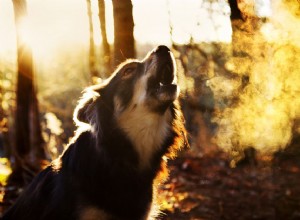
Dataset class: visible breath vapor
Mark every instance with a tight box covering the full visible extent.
[210,0,300,155]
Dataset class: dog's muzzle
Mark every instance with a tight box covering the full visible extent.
[146,45,179,104]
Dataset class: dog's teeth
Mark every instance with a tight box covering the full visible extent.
[159,82,163,87]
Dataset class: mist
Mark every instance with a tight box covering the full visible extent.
[210,0,300,156]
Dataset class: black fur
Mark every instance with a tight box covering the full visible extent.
[3,45,187,220]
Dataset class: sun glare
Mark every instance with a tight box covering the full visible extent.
[18,18,34,47]
[16,14,59,59]
[0,0,232,60]
[0,0,95,59]
[0,1,15,55]
[1,0,299,163]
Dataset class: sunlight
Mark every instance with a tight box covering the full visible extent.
[132,0,231,44]
[17,18,34,47]
[0,1,15,55]
[0,0,115,59]
[1,1,300,217]
[16,15,58,59]
[0,0,232,60]
[1,0,89,59]
[212,0,300,155]
[26,0,90,59]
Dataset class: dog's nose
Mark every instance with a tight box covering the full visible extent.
[154,45,170,54]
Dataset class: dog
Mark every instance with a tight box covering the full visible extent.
[3,45,188,220]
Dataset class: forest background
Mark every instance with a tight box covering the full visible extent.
[0,0,300,219]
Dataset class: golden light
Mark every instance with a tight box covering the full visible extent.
[17,18,34,47]
[6,0,300,158]
[0,0,94,59]
[0,0,232,60]
[16,14,61,59]
[0,1,15,55]
[212,0,300,156]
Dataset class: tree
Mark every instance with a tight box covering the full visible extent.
[11,0,46,185]
[227,0,265,81]
[111,0,135,67]
[98,0,111,76]
[86,0,98,80]
[228,0,242,21]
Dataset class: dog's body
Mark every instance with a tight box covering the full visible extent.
[3,45,187,220]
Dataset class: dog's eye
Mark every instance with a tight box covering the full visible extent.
[122,67,135,78]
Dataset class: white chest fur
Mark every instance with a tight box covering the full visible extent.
[117,105,172,168]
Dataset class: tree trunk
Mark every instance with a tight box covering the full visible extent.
[228,0,245,58]
[228,0,243,21]
[86,0,98,80]
[112,0,135,67]
[98,0,111,77]
[228,0,264,77]
[11,0,46,185]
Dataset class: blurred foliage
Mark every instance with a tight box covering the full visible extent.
[0,58,16,158]
[0,46,92,159]
[170,1,300,161]
[36,47,92,159]
[0,0,299,164]
[0,1,299,219]
[0,158,11,186]
[0,62,16,120]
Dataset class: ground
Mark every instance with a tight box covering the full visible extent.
[1,151,300,219]
[158,151,300,220]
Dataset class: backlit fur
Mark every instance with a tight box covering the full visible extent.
[3,45,188,220]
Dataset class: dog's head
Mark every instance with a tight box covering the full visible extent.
[103,45,179,114]
[74,45,187,168]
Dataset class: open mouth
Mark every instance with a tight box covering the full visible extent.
[159,62,174,86]
[144,45,179,107]
[154,56,178,104]
[156,62,177,93]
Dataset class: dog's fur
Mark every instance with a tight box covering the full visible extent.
[3,45,187,220]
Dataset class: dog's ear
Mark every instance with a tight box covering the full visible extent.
[73,88,99,126]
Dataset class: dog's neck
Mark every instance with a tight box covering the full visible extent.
[117,105,172,169]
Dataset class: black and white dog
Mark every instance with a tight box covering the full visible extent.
[3,45,188,220]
